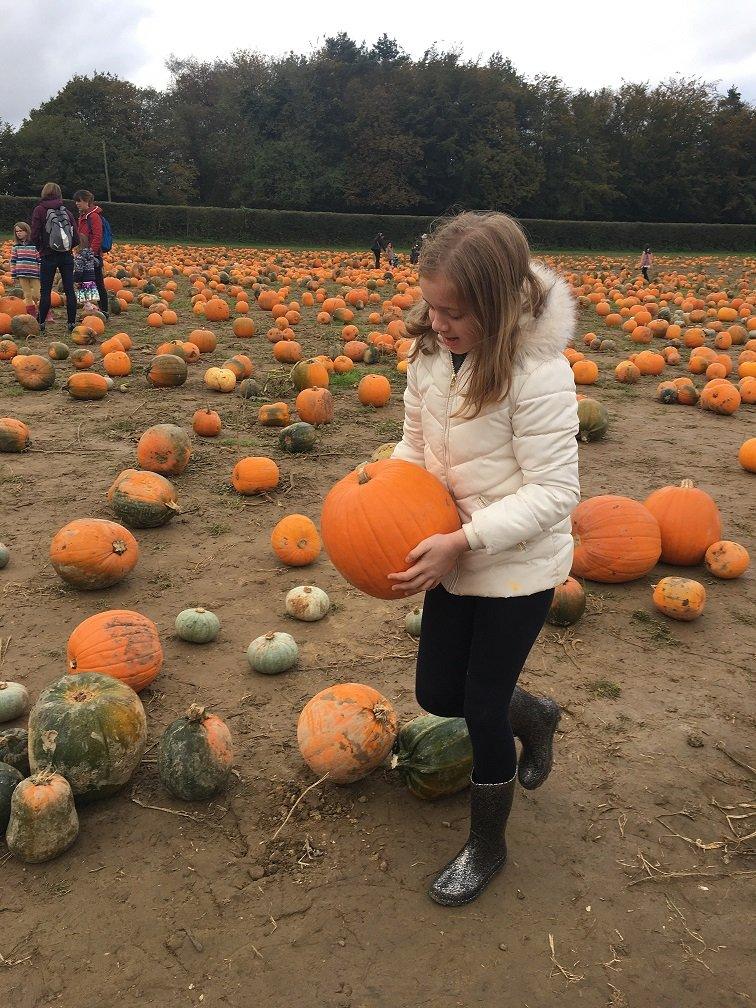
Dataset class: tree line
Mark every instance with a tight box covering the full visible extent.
[1,34,753,223]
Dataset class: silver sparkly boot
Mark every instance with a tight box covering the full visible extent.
[428,774,516,907]
[509,685,561,790]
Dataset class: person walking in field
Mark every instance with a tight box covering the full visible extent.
[11,222,42,319]
[74,190,109,318]
[371,232,387,269]
[389,211,579,907]
[638,247,653,282]
[30,182,79,334]
[385,241,398,269]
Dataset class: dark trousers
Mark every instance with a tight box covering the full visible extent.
[416,584,554,784]
[39,252,76,326]
[641,266,650,282]
[373,250,380,269]
[93,258,109,313]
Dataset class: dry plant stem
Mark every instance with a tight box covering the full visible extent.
[267,772,330,843]
[548,933,584,983]
[715,741,756,776]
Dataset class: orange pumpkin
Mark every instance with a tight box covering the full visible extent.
[66,373,110,400]
[0,417,30,452]
[232,317,256,338]
[232,456,280,495]
[0,338,19,360]
[320,460,462,599]
[297,683,399,784]
[148,354,188,388]
[189,329,217,353]
[12,354,55,390]
[700,379,741,415]
[739,438,756,472]
[704,540,750,579]
[290,360,330,391]
[103,351,132,377]
[67,610,163,691]
[570,495,661,583]
[50,519,139,589]
[258,402,290,426]
[614,361,640,383]
[572,359,599,385]
[136,424,192,476]
[357,374,391,407]
[192,407,222,437]
[652,577,706,621]
[643,480,722,565]
[296,387,334,425]
[271,514,321,566]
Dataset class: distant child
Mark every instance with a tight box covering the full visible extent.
[11,222,42,318]
[409,240,421,265]
[638,247,653,282]
[386,241,398,268]
[73,234,100,308]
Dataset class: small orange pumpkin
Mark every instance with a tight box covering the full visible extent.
[652,577,706,621]
[271,514,321,566]
[258,402,290,427]
[50,519,139,589]
[0,417,30,452]
[192,407,222,437]
[232,456,280,495]
[296,387,334,425]
[357,374,391,407]
[704,540,750,579]
[136,423,192,476]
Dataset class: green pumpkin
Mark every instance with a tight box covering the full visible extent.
[577,398,609,443]
[279,422,316,453]
[404,606,423,638]
[546,577,586,627]
[0,728,30,775]
[0,761,23,831]
[158,705,234,801]
[237,378,261,399]
[110,298,122,315]
[0,681,30,723]
[108,469,180,528]
[392,715,473,800]
[175,607,221,643]
[284,586,330,622]
[28,673,147,802]
[247,631,299,675]
[362,346,380,364]
[5,770,79,863]
[0,543,9,569]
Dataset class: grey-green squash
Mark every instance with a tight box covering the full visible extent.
[158,705,234,801]
[0,681,30,723]
[404,605,423,638]
[577,398,609,443]
[27,673,147,802]
[246,632,298,675]
[0,761,23,831]
[5,769,79,863]
[175,607,221,643]
[284,586,330,622]
[0,543,9,569]
[279,422,316,453]
[392,715,473,800]
[0,727,30,775]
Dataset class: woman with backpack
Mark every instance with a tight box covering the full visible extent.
[30,182,79,334]
[74,190,110,318]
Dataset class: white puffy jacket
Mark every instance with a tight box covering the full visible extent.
[392,262,580,597]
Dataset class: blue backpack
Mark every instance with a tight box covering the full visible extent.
[100,214,113,253]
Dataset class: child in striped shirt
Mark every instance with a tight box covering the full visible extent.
[11,222,42,319]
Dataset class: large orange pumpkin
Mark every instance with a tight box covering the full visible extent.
[571,495,661,583]
[0,417,30,453]
[12,354,55,390]
[739,438,756,473]
[50,519,139,589]
[232,457,280,495]
[296,387,334,425]
[321,460,462,599]
[297,683,399,784]
[67,610,163,692]
[136,424,192,476]
[148,354,188,388]
[643,480,721,565]
[66,373,110,400]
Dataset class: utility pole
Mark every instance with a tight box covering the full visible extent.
[102,140,112,203]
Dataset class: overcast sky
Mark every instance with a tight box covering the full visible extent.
[4,0,756,127]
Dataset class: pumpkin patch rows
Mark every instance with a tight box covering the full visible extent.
[0,242,753,1000]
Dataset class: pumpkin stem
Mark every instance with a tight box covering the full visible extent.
[372,703,394,726]
[112,539,127,555]
[0,682,6,690]
[680,479,694,488]
[356,464,370,485]
[30,767,56,785]
[187,704,208,722]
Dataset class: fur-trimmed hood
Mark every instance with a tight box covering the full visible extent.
[514,260,576,365]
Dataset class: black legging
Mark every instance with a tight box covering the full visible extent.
[93,258,109,314]
[38,252,76,326]
[373,250,381,269]
[642,266,650,282]
[416,584,554,784]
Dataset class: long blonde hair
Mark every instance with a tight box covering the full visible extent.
[407,212,548,417]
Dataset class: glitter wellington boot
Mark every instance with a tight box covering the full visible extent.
[509,685,561,790]
[428,774,516,907]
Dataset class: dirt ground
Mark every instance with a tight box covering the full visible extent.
[1,253,754,1008]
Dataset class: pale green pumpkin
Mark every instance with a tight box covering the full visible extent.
[0,681,30,723]
[247,632,299,675]
[175,607,221,643]
[284,586,330,622]
[404,606,423,638]
[0,761,23,831]
[0,543,9,569]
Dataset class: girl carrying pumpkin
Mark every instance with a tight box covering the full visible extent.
[389,212,580,906]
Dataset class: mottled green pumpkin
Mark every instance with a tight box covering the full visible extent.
[0,727,30,775]
[237,378,261,399]
[28,673,147,802]
[0,543,8,569]
[0,761,23,831]
[246,632,299,675]
[107,469,180,528]
[546,577,586,627]
[5,770,79,863]
[279,422,316,453]
[577,398,609,443]
[175,607,221,643]
[0,681,30,723]
[158,705,234,801]
[392,715,473,800]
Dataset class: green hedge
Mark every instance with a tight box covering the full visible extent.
[2,195,753,252]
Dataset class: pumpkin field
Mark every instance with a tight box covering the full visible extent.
[0,243,754,1008]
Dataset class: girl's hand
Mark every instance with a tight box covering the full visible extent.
[387,529,470,596]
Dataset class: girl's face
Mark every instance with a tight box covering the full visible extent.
[420,272,478,354]
[14,226,27,241]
